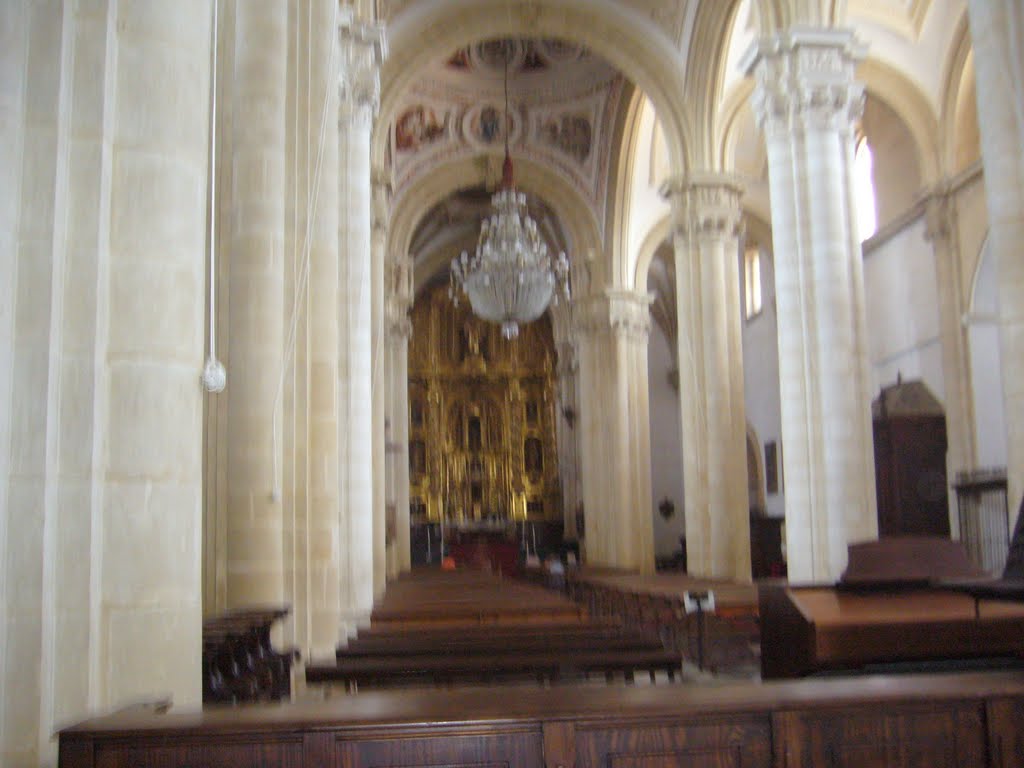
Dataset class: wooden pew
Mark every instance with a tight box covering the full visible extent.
[202,607,296,704]
[309,569,683,691]
[60,671,1024,768]
[338,628,664,658]
[308,648,682,690]
[565,568,760,673]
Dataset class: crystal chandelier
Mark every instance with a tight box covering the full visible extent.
[450,41,570,340]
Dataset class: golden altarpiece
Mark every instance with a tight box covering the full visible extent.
[408,283,562,525]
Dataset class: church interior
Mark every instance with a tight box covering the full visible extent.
[4,0,1024,766]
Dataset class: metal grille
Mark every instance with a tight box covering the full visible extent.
[955,468,1009,575]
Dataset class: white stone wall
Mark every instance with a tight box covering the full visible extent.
[863,220,944,395]
[1,4,210,767]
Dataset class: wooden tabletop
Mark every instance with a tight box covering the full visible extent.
[62,671,1024,738]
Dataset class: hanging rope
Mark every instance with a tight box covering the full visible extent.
[202,0,226,393]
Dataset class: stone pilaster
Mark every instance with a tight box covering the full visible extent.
[573,291,654,572]
[966,1,1024,519]
[305,0,342,662]
[924,190,976,528]
[663,174,751,582]
[744,28,878,580]
[337,10,385,635]
[370,172,390,598]
[385,268,413,574]
[225,0,288,608]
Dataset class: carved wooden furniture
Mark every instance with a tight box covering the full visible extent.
[872,378,951,537]
[60,672,1024,768]
[760,539,1024,679]
[310,569,678,690]
[202,607,295,704]
[566,568,760,673]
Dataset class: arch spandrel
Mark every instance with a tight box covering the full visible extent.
[856,58,940,185]
[373,0,694,180]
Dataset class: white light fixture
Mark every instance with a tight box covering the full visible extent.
[450,41,569,339]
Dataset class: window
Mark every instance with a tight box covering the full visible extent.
[854,136,877,242]
[744,246,762,319]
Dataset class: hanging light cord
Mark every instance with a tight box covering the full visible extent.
[501,40,514,188]
[202,0,226,393]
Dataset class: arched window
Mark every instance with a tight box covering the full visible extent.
[853,136,877,242]
[744,246,762,319]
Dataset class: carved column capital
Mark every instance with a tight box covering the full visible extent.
[661,173,744,243]
[573,290,651,344]
[743,27,866,139]
[338,8,386,129]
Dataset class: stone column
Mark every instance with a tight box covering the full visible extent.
[370,173,390,598]
[225,0,287,608]
[966,1,1024,518]
[2,3,52,763]
[103,0,210,709]
[337,10,384,634]
[663,174,751,582]
[305,0,342,661]
[744,29,878,581]
[385,273,413,573]
[924,190,976,530]
[574,292,654,572]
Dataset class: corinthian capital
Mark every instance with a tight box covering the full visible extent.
[573,291,651,344]
[660,173,744,243]
[742,27,866,138]
[338,8,387,128]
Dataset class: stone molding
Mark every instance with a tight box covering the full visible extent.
[338,9,387,128]
[372,171,392,237]
[743,27,866,138]
[573,290,651,343]
[661,173,744,243]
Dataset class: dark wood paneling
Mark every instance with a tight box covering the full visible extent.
[94,735,304,768]
[988,697,1024,768]
[776,703,986,768]
[574,716,771,768]
[337,726,544,768]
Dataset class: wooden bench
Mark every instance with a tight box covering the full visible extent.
[308,648,682,690]
[202,606,296,704]
[338,628,664,658]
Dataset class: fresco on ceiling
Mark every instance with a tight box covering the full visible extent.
[445,39,585,74]
[467,105,512,145]
[539,114,592,162]
[396,106,449,151]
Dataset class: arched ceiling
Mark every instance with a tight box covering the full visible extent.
[382,0,973,306]
[387,36,626,245]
